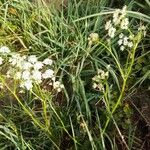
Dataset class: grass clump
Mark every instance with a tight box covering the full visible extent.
[0,0,149,149]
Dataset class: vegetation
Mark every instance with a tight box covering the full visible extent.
[0,0,149,149]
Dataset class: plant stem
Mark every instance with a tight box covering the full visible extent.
[0,77,60,149]
[102,35,141,133]
[98,41,125,80]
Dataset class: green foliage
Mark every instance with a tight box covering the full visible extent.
[0,0,149,149]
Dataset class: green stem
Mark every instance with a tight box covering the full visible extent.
[98,41,125,80]
[39,86,50,128]
[103,79,126,133]
[0,78,60,149]
[0,77,45,131]
[32,91,78,144]
[102,35,141,133]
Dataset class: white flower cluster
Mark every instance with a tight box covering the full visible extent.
[104,6,138,51]
[105,6,129,38]
[88,33,99,45]
[118,33,133,51]
[0,46,11,65]
[0,46,11,54]
[92,69,109,92]
[0,46,64,92]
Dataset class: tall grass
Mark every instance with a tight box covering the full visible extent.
[0,0,149,149]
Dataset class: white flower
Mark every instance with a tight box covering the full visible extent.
[0,46,10,54]
[118,39,123,45]
[42,69,54,79]
[108,27,116,38]
[120,5,127,17]
[53,81,63,92]
[6,70,11,78]
[105,71,109,78]
[28,55,37,64]
[119,33,124,39]
[11,53,21,59]
[93,82,98,89]
[9,54,22,66]
[22,62,32,70]
[105,20,112,30]
[88,33,99,44]
[123,36,129,45]
[23,55,27,59]
[120,45,125,51]
[0,51,62,92]
[14,72,22,79]
[53,81,61,88]
[23,80,33,90]
[120,18,129,29]
[60,84,64,89]
[113,9,120,19]
[43,58,53,65]
[128,42,133,48]
[57,88,62,92]
[9,58,17,66]
[101,72,106,79]
[97,69,109,79]
[22,70,31,80]
[52,76,56,81]
[123,36,129,46]
[98,83,104,92]
[98,69,104,74]
[0,57,3,65]
[32,70,42,83]
[112,6,127,26]
[113,9,121,25]
[33,61,43,70]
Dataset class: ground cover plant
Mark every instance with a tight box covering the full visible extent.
[0,0,150,149]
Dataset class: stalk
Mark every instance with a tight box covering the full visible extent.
[102,33,141,133]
